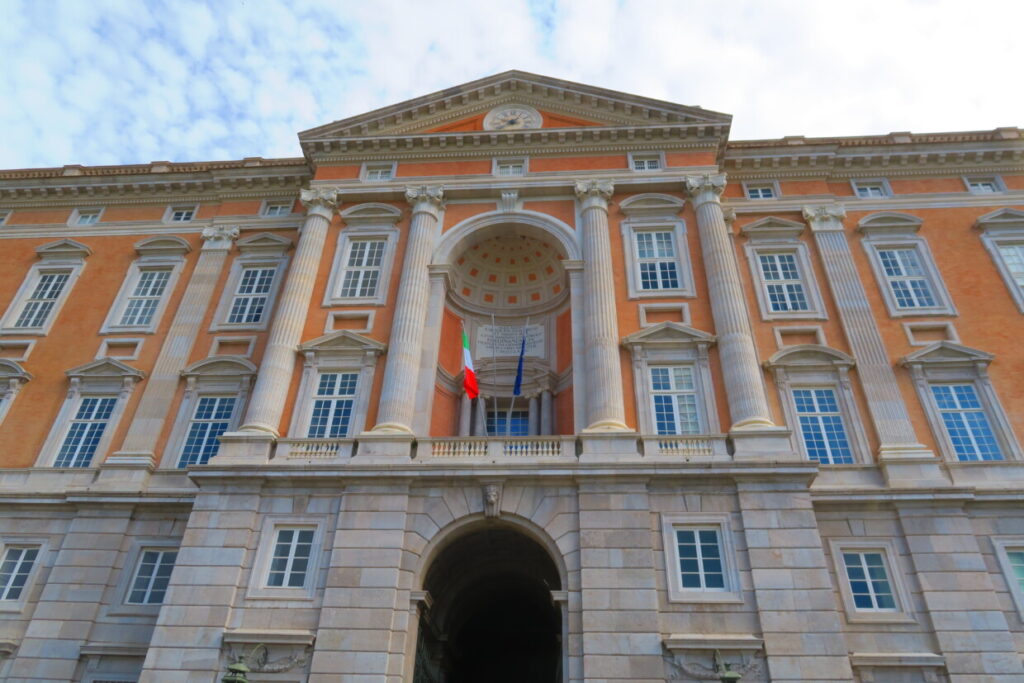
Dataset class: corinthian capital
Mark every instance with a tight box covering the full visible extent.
[405,185,445,212]
[684,173,727,200]
[200,225,239,250]
[802,204,847,231]
[300,187,339,212]
[574,179,614,203]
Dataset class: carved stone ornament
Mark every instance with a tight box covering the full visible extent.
[802,203,847,228]
[405,185,445,210]
[225,643,311,674]
[201,225,240,243]
[300,187,340,211]
[683,173,727,199]
[574,179,614,202]
[482,482,502,518]
[663,648,764,682]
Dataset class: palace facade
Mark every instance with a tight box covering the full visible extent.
[0,71,1023,682]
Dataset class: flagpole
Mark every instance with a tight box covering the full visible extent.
[506,316,529,436]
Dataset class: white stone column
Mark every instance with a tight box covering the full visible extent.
[114,226,238,460]
[574,181,628,432]
[685,174,774,431]
[474,397,488,436]
[540,389,552,435]
[373,186,445,433]
[411,266,451,435]
[528,394,540,435]
[239,188,338,435]
[458,392,471,436]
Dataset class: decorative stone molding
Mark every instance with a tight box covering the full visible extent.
[482,482,502,518]
[134,235,192,257]
[0,359,31,426]
[662,636,765,682]
[574,179,614,209]
[739,216,804,241]
[802,204,846,231]
[222,629,315,677]
[405,185,445,214]
[683,173,726,205]
[200,225,240,250]
[618,193,685,218]
[34,238,92,261]
[856,211,923,237]
[299,187,339,217]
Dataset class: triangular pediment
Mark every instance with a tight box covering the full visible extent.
[975,208,1024,232]
[299,330,386,355]
[67,357,145,381]
[622,321,716,347]
[741,216,806,241]
[299,71,731,142]
[37,238,91,261]
[902,341,993,366]
[236,232,293,255]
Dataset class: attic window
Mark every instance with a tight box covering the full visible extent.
[630,153,663,172]
[362,163,396,182]
[166,205,197,222]
[745,183,778,200]
[965,176,1004,194]
[263,201,292,217]
[494,159,527,177]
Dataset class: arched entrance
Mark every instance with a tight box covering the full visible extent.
[413,525,563,683]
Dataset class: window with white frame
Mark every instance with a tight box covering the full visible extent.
[859,212,955,317]
[126,549,177,604]
[965,176,1004,194]
[262,201,292,217]
[624,323,718,438]
[619,194,692,299]
[120,270,171,326]
[793,388,855,464]
[494,158,527,177]
[852,180,891,199]
[166,205,196,222]
[829,540,913,622]
[745,183,777,199]
[267,527,316,588]
[976,208,1024,314]
[102,237,189,334]
[742,217,826,321]
[248,516,325,600]
[661,514,741,603]
[902,341,1022,463]
[37,358,143,469]
[362,162,396,181]
[288,330,384,443]
[166,356,254,469]
[0,545,40,601]
[54,396,117,468]
[324,203,401,307]
[2,240,90,335]
[766,345,870,465]
[307,372,358,438]
[178,396,236,467]
[650,366,700,435]
[211,232,291,332]
[630,153,662,172]
[634,231,681,291]
[72,208,102,225]
[992,539,1024,619]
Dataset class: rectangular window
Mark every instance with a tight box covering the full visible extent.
[758,253,809,312]
[793,388,854,464]
[632,155,661,172]
[266,528,315,588]
[676,528,725,590]
[339,240,385,298]
[495,160,526,177]
[877,248,937,309]
[746,185,776,199]
[307,373,358,438]
[634,231,680,291]
[0,545,39,601]
[1006,549,1024,594]
[263,202,291,217]
[997,244,1024,291]
[54,396,117,467]
[178,396,236,467]
[14,272,70,329]
[841,551,897,611]
[487,410,529,436]
[930,384,1003,461]
[855,184,888,198]
[227,266,276,324]
[650,366,700,435]
[364,165,394,181]
[126,549,177,604]
[967,177,1001,194]
[168,206,195,222]
[118,269,171,327]
[76,210,101,225]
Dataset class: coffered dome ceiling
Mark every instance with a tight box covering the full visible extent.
[449,231,568,314]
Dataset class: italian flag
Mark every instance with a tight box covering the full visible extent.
[462,329,479,399]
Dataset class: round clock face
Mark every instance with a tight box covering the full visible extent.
[484,105,542,131]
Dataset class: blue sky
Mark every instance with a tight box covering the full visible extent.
[1,0,1021,169]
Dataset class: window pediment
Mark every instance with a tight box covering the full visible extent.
[622,321,715,349]
[975,207,1024,232]
[765,344,854,370]
[299,330,386,360]
[134,235,191,257]
[67,357,145,383]
[0,359,32,384]
[619,193,685,218]
[901,341,993,368]
[182,356,258,380]
[856,212,923,237]
[340,202,403,227]
[236,232,293,255]
[36,238,91,261]
[740,216,805,241]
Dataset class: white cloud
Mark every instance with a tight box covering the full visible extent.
[0,0,1021,168]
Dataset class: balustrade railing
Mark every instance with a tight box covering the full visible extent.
[275,438,354,461]
[640,435,729,458]
[420,436,577,460]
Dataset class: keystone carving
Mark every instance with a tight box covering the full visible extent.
[482,482,503,518]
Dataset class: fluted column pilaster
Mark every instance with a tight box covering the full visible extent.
[575,180,628,431]
[240,188,337,435]
[685,174,774,431]
[115,226,238,458]
[373,186,445,433]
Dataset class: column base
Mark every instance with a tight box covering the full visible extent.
[878,444,949,487]
[729,426,798,461]
[578,431,640,461]
[210,430,275,465]
[355,432,415,461]
[368,422,414,435]
[90,452,155,490]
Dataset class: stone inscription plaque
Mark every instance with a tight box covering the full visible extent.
[477,325,544,358]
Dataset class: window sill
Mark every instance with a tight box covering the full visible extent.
[665,591,744,604]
